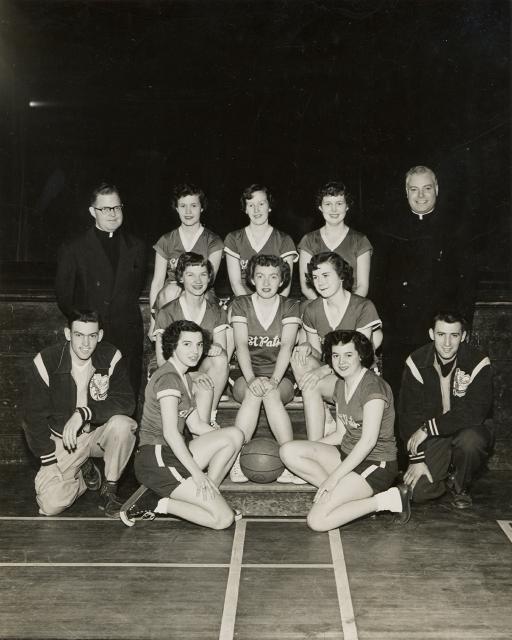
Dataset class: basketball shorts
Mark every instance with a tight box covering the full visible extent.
[134,444,191,498]
[337,449,398,494]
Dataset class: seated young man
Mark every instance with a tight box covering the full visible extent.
[399,310,493,509]
[23,310,137,518]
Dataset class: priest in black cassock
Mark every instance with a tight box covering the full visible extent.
[55,182,146,398]
[372,166,476,398]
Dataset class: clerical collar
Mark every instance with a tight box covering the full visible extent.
[95,225,115,239]
[435,352,456,377]
[411,209,435,221]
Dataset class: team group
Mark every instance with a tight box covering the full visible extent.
[23,167,493,531]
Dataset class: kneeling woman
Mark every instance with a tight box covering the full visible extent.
[120,320,243,528]
[281,331,410,530]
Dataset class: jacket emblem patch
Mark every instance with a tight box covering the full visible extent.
[453,368,470,397]
[89,373,110,401]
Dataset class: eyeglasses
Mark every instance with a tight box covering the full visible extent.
[94,205,124,214]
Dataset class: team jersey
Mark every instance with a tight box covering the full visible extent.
[139,359,195,447]
[154,296,229,339]
[153,226,223,283]
[230,294,301,376]
[298,227,372,293]
[333,369,396,461]
[224,226,298,294]
[302,293,381,341]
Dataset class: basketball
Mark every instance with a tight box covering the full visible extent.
[240,437,285,483]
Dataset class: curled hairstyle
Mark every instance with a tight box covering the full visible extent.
[175,252,215,290]
[67,309,102,330]
[171,183,207,210]
[315,181,354,209]
[90,182,120,206]
[162,320,212,362]
[323,330,375,370]
[306,251,354,293]
[245,254,291,293]
[431,310,467,332]
[240,183,274,211]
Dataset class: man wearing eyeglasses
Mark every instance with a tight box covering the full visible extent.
[55,182,146,400]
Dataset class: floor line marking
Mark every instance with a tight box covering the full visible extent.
[0,562,231,568]
[219,519,246,640]
[241,563,333,568]
[497,520,512,544]
[0,516,307,522]
[329,529,359,640]
[0,561,333,568]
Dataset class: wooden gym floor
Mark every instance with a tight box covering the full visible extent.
[1,464,511,640]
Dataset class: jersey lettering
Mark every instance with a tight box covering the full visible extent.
[248,335,280,348]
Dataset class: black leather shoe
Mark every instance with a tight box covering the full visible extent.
[393,483,412,525]
[451,490,473,509]
[81,459,102,491]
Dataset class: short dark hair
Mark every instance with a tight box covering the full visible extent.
[175,252,215,290]
[306,252,354,292]
[66,309,102,330]
[323,330,375,369]
[240,184,274,211]
[161,320,211,361]
[90,182,120,206]
[315,181,354,209]
[171,183,207,210]
[245,254,291,293]
[431,310,467,332]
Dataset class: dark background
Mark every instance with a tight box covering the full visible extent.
[1,0,510,296]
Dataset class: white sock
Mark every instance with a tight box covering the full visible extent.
[375,487,402,513]
[155,497,170,514]
[210,409,217,423]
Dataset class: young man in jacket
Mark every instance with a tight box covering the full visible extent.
[23,310,137,518]
[399,311,492,509]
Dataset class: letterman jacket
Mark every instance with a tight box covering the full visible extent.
[23,341,135,467]
[398,342,492,463]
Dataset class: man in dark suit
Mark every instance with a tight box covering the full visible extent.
[55,183,146,398]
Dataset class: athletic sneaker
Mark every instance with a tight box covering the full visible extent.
[99,481,122,519]
[229,456,248,483]
[120,485,158,527]
[276,469,308,485]
[81,458,102,491]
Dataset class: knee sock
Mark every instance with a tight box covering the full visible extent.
[155,497,171,514]
[375,487,402,512]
